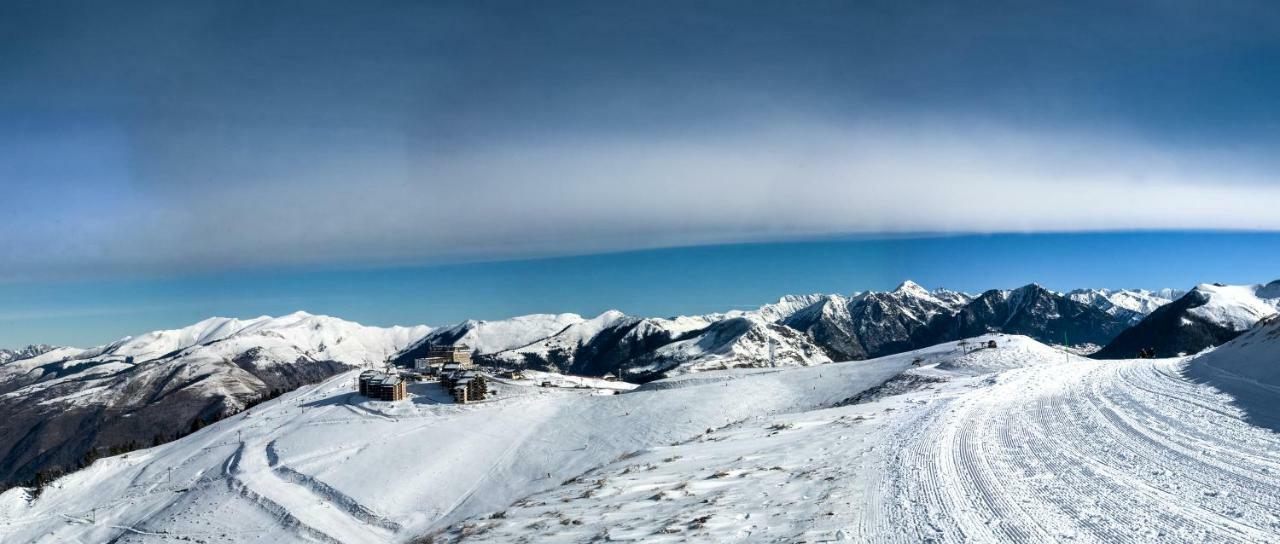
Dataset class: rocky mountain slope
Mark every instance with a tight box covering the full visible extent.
[1094,282,1280,359]
[0,312,429,488]
[780,281,971,360]
[930,283,1131,347]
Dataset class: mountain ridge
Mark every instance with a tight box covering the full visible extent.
[0,280,1236,488]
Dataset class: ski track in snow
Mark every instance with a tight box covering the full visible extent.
[863,360,1280,543]
[441,357,1280,543]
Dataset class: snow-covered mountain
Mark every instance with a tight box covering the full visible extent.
[489,311,714,376]
[925,283,1131,347]
[1094,281,1280,359]
[0,345,59,365]
[784,281,971,360]
[433,284,968,377]
[0,312,429,487]
[1067,287,1185,325]
[392,313,584,361]
[631,314,832,376]
[402,281,1146,378]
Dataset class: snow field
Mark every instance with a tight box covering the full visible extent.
[0,345,916,543]
[438,339,1280,543]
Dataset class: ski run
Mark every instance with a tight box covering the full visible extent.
[4,331,1280,543]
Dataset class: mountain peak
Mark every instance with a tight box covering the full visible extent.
[893,280,928,295]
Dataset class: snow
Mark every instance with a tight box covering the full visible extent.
[0,341,921,542]
[1185,283,1279,331]
[429,313,585,354]
[438,339,1280,543]
[749,294,836,323]
[495,311,631,360]
[7,318,1280,543]
[1184,315,1280,430]
[0,314,430,412]
[1068,287,1182,323]
[646,315,831,374]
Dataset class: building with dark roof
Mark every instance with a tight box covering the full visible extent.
[357,370,406,401]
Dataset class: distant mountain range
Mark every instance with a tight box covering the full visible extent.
[1094,281,1279,359]
[3,279,1277,488]
[0,345,57,365]
[394,281,1173,377]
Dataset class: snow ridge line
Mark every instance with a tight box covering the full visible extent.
[265,440,402,532]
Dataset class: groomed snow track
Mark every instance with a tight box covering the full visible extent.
[436,350,1280,543]
[863,359,1280,543]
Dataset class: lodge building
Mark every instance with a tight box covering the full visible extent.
[414,344,474,375]
[440,369,488,404]
[357,370,406,402]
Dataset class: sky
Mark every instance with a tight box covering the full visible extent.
[3,1,1280,346]
[5,231,1280,348]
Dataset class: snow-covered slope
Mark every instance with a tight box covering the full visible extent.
[1184,314,1280,429]
[391,313,584,364]
[1095,282,1280,359]
[726,293,835,323]
[0,313,429,487]
[434,338,1280,543]
[13,332,1280,543]
[490,311,714,376]
[0,335,932,543]
[635,315,832,376]
[1185,283,1279,330]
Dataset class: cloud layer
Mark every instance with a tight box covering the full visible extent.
[6,118,1280,280]
[3,1,1280,280]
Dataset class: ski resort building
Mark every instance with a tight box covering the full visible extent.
[414,358,445,376]
[440,369,487,404]
[414,344,474,375]
[357,370,406,402]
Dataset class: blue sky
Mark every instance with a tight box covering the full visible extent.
[3,2,1280,345]
[4,232,1279,348]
